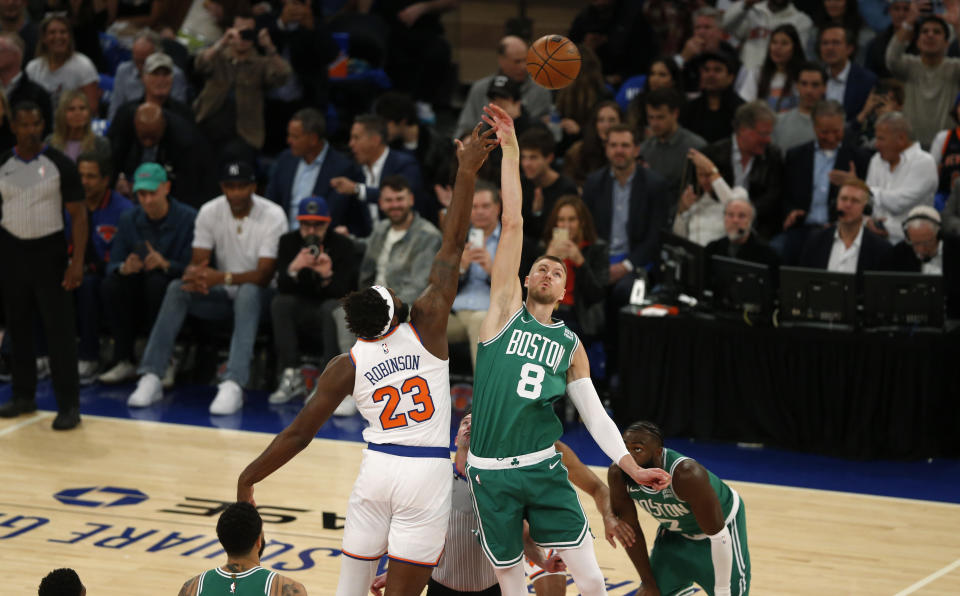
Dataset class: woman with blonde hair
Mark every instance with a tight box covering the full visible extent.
[26,15,100,112]
[47,89,110,162]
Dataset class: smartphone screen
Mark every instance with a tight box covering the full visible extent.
[469,228,484,248]
[553,227,569,242]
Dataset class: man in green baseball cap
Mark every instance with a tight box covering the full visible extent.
[132,162,169,194]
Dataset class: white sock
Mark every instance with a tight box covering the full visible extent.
[557,536,606,595]
[494,562,527,596]
[335,556,379,596]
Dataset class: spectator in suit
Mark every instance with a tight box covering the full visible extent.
[331,114,427,225]
[583,123,669,300]
[778,99,870,264]
[0,0,34,68]
[375,90,455,226]
[269,196,359,404]
[887,205,959,316]
[680,52,746,144]
[98,162,197,385]
[705,197,780,269]
[447,181,500,372]
[538,195,610,340]
[519,127,578,240]
[67,152,134,384]
[886,11,960,148]
[703,101,784,241]
[799,178,892,272]
[0,32,51,131]
[818,24,876,123]
[722,0,814,71]
[358,174,441,309]
[108,31,189,123]
[126,161,287,415]
[266,108,369,236]
[111,102,212,209]
[771,61,827,154]
[455,35,552,138]
[640,87,707,203]
[860,112,938,244]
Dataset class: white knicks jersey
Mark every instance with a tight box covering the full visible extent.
[349,323,451,448]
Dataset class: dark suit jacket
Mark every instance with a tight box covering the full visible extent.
[266,146,370,237]
[888,237,960,317]
[842,62,877,123]
[582,165,669,269]
[363,148,429,221]
[799,224,892,273]
[783,139,872,223]
[704,137,784,242]
[705,235,781,271]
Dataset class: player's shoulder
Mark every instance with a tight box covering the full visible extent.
[177,574,201,596]
[272,574,307,595]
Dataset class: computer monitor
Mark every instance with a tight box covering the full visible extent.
[658,231,705,298]
[862,271,944,328]
[708,255,775,315]
[778,266,857,326]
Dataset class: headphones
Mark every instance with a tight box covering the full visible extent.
[901,207,942,242]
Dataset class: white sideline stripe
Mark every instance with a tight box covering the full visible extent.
[0,412,51,436]
[893,558,960,596]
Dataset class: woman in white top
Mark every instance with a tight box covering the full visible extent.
[26,15,100,114]
[737,24,806,113]
[673,148,749,246]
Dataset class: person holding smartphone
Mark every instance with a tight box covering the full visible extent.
[447,181,502,372]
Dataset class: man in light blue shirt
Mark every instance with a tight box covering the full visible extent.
[448,181,501,371]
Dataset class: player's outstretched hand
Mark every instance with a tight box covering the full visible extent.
[455,123,499,174]
[237,482,256,507]
[627,466,671,491]
[482,103,517,151]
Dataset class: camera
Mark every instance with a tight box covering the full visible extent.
[304,234,322,257]
[239,28,257,42]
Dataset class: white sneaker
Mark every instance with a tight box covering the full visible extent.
[332,394,358,416]
[127,374,163,407]
[36,357,50,380]
[78,360,99,385]
[269,368,306,404]
[99,360,137,384]
[210,380,243,415]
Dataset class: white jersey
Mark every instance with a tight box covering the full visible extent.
[349,323,450,448]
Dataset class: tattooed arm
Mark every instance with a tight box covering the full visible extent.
[177,575,199,596]
[272,575,308,595]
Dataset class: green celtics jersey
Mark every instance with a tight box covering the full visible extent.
[197,566,276,595]
[625,448,737,536]
[471,305,580,458]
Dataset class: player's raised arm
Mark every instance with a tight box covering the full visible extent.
[566,343,671,490]
[237,355,355,504]
[411,123,498,354]
[478,103,524,341]
[672,460,733,596]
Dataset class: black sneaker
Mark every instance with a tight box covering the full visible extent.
[0,399,37,418]
[52,407,81,430]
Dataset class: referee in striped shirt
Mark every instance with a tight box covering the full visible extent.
[0,100,87,430]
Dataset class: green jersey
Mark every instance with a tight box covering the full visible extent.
[625,448,738,536]
[196,566,276,595]
[471,305,580,458]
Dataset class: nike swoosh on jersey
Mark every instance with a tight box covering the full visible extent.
[549,460,560,469]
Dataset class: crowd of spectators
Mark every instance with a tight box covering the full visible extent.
[0,0,959,428]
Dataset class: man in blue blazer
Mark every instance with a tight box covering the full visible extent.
[265,108,370,237]
[779,100,873,265]
[330,114,433,224]
[818,24,877,122]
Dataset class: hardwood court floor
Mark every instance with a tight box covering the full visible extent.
[2,413,959,595]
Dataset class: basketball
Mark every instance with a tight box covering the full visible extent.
[526,34,581,90]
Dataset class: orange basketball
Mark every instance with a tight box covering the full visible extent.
[526,35,581,90]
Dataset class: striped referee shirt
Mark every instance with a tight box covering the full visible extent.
[431,470,498,591]
[0,145,82,240]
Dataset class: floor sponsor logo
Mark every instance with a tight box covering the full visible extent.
[54,487,149,508]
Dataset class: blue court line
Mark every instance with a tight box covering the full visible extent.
[3,381,958,504]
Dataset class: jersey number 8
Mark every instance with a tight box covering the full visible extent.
[372,375,435,430]
[517,363,545,400]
